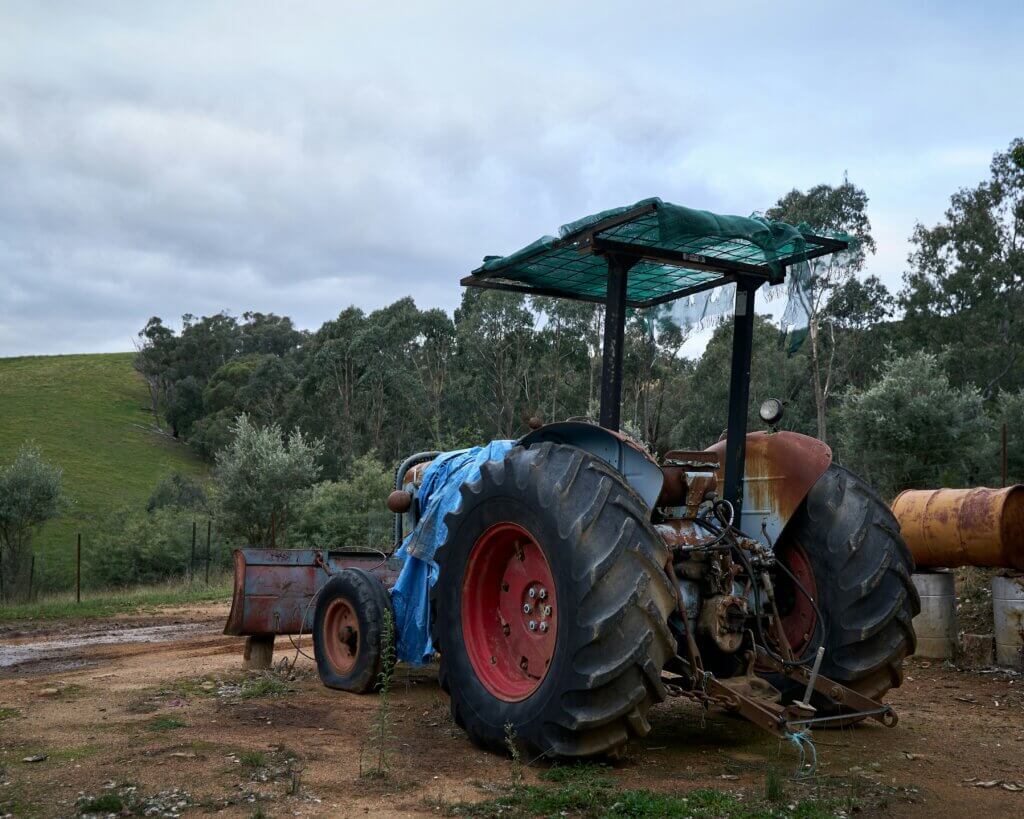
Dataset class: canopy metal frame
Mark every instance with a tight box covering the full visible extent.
[462,201,848,516]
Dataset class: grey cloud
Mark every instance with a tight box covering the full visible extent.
[1,1,1022,355]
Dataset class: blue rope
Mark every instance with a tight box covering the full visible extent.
[785,730,817,777]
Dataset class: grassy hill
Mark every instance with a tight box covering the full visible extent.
[0,353,207,590]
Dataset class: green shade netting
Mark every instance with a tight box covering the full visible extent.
[474,197,841,307]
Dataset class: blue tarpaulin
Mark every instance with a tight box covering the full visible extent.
[390,440,516,664]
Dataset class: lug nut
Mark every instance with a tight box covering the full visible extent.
[538,589,547,600]
[528,588,536,598]
[528,620,537,631]
[543,606,552,616]
[539,622,549,633]
[523,603,532,614]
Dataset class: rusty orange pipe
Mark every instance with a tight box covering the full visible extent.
[892,486,1024,570]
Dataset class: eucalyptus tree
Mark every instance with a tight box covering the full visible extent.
[767,177,876,443]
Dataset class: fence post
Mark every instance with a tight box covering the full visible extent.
[190,520,197,582]
[28,554,35,602]
[205,520,211,584]
[76,533,82,604]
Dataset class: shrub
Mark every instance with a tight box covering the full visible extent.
[296,454,392,550]
[0,445,68,601]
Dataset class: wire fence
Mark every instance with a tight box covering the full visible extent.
[12,509,397,604]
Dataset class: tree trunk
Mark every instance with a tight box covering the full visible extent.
[809,317,828,443]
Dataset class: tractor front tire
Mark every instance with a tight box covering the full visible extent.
[770,464,919,719]
[313,568,393,694]
[433,442,678,759]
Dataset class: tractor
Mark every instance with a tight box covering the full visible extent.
[226,198,919,760]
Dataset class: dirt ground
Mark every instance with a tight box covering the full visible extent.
[2,603,1023,818]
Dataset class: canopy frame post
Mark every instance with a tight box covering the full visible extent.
[722,277,762,514]
[599,254,636,431]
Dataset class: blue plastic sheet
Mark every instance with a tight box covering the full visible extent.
[390,440,515,664]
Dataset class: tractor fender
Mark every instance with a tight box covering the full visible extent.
[706,431,832,548]
[518,421,663,512]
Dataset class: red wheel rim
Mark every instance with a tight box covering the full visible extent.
[461,522,557,702]
[774,540,818,656]
[323,597,359,674]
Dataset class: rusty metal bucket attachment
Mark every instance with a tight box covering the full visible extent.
[224,548,402,637]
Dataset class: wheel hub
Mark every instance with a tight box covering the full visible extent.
[774,539,818,656]
[322,597,360,674]
[461,522,557,702]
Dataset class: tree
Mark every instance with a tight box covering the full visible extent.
[147,472,208,513]
[669,316,812,450]
[835,350,993,498]
[213,415,323,547]
[134,316,176,429]
[623,308,687,450]
[0,445,67,601]
[453,290,538,438]
[767,177,877,443]
[296,453,393,550]
[901,138,1024,395]
[994,390,1024,485]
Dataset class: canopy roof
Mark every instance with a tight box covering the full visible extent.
[463,198,849,308]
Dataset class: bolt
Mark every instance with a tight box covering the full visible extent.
[539,622,548,633]
[528,588,536,598]
[528,620,537,631]
[522,603,532,614]
[543,605,552,616]
[538,589,547,600]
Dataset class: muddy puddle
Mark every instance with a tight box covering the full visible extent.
[0,621,219,674]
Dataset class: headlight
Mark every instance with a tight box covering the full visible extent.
[759,397,784,426]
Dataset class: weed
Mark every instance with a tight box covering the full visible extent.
[239,674,290,699]
[361,607,396,779]
[504,723,523,794]
[239,750,267,768]
[764,766,785,803]
[147,715,187,731]
[0,707,20,722]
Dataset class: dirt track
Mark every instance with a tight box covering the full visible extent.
[2,604,1023,817]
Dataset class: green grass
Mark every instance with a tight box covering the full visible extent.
[0,353,208,588]
[444,764,848,819]
[0,575,231,623]
[147,716,188,731]
[239,675,291,699]
[239,750,267,768]
[78,794,124,814]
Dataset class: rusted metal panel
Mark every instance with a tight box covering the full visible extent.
[705,431,832,548]
[224,548,402,637]
[892,486,1024,570]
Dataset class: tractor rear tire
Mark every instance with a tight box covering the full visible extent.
[432,442,678,759]
[769,464,919,720]
[313,568,393,694]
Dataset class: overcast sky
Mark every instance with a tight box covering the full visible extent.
[2,1,1022,357]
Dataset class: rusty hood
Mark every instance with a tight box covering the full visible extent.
[707,431,832,547]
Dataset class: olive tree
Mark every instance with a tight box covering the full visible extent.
[295,453,393,550]
[835,351,993,499]
[0,445,68,601]
[213,415,323,547]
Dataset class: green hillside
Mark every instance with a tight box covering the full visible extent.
[0,353,207,590]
